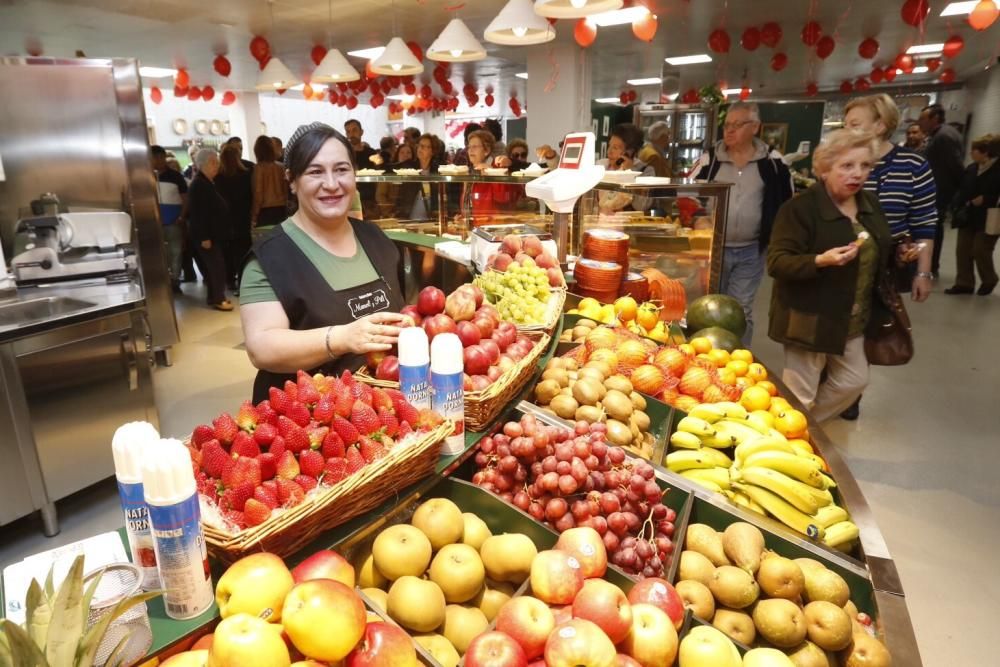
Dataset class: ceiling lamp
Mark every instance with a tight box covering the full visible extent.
[534,0,623,19]
[255,57,300,91]
[312,48,360,82]
[371,36,424,75]
[428,18,487,62]
[485,0,556,45]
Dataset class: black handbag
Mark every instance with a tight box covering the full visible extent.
[864,270,914,366]
[950,203,970,229]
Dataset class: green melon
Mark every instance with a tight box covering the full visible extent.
[690,327,743,352]
[686,294,747,337]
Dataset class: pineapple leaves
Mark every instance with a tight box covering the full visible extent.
[79,574,103,634]
[44,555,84,667]
[24,581,51,652]
[76,591,159,667]
[0,629,14,667]
[2,620,47,667]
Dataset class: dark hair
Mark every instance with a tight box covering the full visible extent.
[922,104,946,123]
[463,123,482,141]
[219,143,247,176]
[611,123,644,154]
[379,136,396,152]
[971,134,1000,158]
[285,123,355,215]
[344,119,362,131]
[225,137,243,146]
[254,135,277,162]
[484,118,503,142]
[150,145,166,157]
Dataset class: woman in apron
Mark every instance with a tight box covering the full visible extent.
[240,123,407,403]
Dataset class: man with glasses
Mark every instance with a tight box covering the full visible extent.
[694,102,793,344]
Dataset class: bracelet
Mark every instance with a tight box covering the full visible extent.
[324,326,336,359]
[915,272,933,279]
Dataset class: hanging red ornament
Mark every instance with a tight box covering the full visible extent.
[575,18,597,47]
[770,52,788,71]
[619,92,629,105]
[176,69,190,88]
[760,22,783,48]
[403,75,415,84]
[371,94,384,108]
[940,68,956,83]
[801,21,822,46]
[187,86,201,101]
[276,88,287,96]
[632,12,658,42]
[485,93,495,106]
[681,88,700,104]
[406,41,423,62]
[258,55,271,70]
[462,83,476,97]
[311,45,327,66]
[739,87,751,101]
[627,90,637,102]
[404,82,417,95]
[150,87,163,104]
[442,81,454,95]
[884,68,897,82]
[338,93,348,106]
[213,55,232,77]
[379,79,390,93]
[858,38,880,59]
[221,91,236,106]
[388,75,401,87]
[870,67,885,83]
[336,82,348,92]
[433,67,447,84]
[839,80,853,94]
[926,57,942,72]
[201,85,215,101]
[816,35,836,59]
[302,83,314,99]
[509,97,522,117]
[855,78,871,91]
[805,82,818,97]
[900,0,930,27]
[741,27,761,51]
[173,84,188,97]
[969,0,999,30]
[708,29,731,53]
[346,96,358,109]
[943,35,965,58]
[895,53,915,73]
[366,80,377,95]
[249,36,271,62]
[420,84,432,98]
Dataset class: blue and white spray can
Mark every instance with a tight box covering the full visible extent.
[431,333,465,455]
[112,421,161,590]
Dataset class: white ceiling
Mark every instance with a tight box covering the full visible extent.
[0,0,996,102]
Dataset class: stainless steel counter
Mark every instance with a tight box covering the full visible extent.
[0,279,144,342]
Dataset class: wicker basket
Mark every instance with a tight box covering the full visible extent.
[202,420,453,564]
[356,333,550,432]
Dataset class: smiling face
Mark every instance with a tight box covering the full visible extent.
[290,138,356,223]
[844,106,886,140]
[397,143,414,163]
[824,146,874,203]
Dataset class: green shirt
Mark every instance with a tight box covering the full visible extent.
[847,220,878,338]
[240,219,379,304]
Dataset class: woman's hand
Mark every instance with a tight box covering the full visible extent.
[341,312,408,355]
[494,156,512,168]
[896,241,924,263]
[815,244,859,267]
[912,275,932,302]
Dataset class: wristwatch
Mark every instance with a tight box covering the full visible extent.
[915,272,933,279]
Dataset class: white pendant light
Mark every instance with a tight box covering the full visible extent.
[312,48,360,82]
[428,18,487,62]
[533,0,623,19]
[485,0,556,45]
[255,57,301,91]
[371,36,424,75]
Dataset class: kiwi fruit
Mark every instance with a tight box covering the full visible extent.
[534,380,562,405]
[629,391,647,411]
[542,368,569,386]
[602,390,634,421]
[605,419,633,446]
[572,378,604,406]
[631,410,650,432]
[575,405,606,423]
[583,361,613,379]
[604,374,634,394]
[549,395,579,420]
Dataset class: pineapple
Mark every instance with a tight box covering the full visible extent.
[0,555,159,667]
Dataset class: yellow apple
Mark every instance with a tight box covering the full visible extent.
[677,625,741,667]
[207,614,290,667]
[215,553,294,622]
[282,580,366,662]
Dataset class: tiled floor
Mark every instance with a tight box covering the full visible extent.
[2,235,999,666]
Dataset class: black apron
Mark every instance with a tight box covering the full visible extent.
[248,218,405,403]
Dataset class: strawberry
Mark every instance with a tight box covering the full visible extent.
[236,400,260,432]
[244,498,272,526]
[351,400,381,435]
[377,407,399,438]
[286,402,312,427]
[294,474,318,494]
[321,431,345,459]
[333,391,355,419]
[219,456,236,481]
[394,400,420,429]
[349,382,372,404]
[306,426,329,451]
[384,387,406,403]
[200,440,229,478]
[191,424,215,447]
[212,413,239,445]
[397,421,413,439]
[278,416,310,453]
[312,395,335,424]
[268,387,293,416]
[253,485,279,510]
[222,456,262,489]
[297,382,320,407]
[371,388,395,414]
[262,479,278,497]
[257,452,277,480]
[195,474,218,503]
[339,369,354,385]
[221,481,254,512]
[276,450,300,480]
[359,436,386,463]
[321,458,348,486]
[224,509,247,530]
[345,446,366,475]
[256,400,280,426]
[331,415,360,445]
[230,432,261,459]
[268,436,286,459]
[298,450,325,478]
[276,478,305,506]
[283,380,299,401]
[253,422,277,446]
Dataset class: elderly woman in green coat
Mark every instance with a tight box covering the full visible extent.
[767,130,893,422]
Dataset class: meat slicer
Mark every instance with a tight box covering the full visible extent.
[10,212,136,283]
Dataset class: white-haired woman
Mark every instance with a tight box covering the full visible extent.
[187,147,234,311]
[766,130,893,422]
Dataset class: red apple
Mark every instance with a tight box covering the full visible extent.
[497,322,517,348]
[529,550,583,606]
[555,527,607,578]
[473,315,495,339]
[547,266,565,287]
[487,365,502,382]
[522,235,543,258]
[480,339,501,365]
[551,605,573,626]
[423,314,457,342]
[346,622,418,667]
[375,356,400,382]
[282,580,366,662]
[455,321,482,348]
[535,252,557,270]
[496,596,555,659]
[626,578,684,630]
[543,619,616,667]
[463,374,474,391]
[614,655,642,667]
[497,356,516,373]
[571,579,632,645]
[492,252,514,272]
[463,283,485,308]
[417,286,446,316]
[491,331,508,352]
[464,345,491,376]
[477,304,501,326]
[464,631,528,667]
[470,375,491,391]
[620,603,677,667]
[445,288,477,321]
[365,349,387,371]
[528,661,546,667]
[191,633,213,651]
[400,305,422,326]
[291,549,355,588]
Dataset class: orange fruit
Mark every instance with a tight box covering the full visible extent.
[734,376,755,391]
[768,397,792,417]
[654,347,688,376]
[678,343,696,358]
[774,409,808,439]
[614,295,638,322]
[740,386,772,412]
[690,336,713,355]
[750,410,775,428]
[717,368,737,386]
[635,304,659,331]
[725,360,749,377]
[746,363,768,382]
[702,385,727,403]
[707,349,731,367]
[673,395,700,412]
[730,349,754,363]
[755,380,778,396]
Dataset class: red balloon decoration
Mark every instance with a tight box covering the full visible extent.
[805,82,818,97]
[926,57,942,72]
[940,68,956,83]
[900,0,930,27]
[187,86,201,101]
[221,91,236,106]
[574,18,597,47]
[619,91,629,105]
[871,67,885,83]
[150,87,163,104]
[249,36,271,62]
[760,22,783,48]
[346,96,358,109]
[801,21,822,46]
[839,80,853,94]
[884,68,898,82]
[708,29,731,53]
[627,90,637,102]
[467,93,479,106]
[632,12,658,42]
[201,85,215,101]
[258,55,271,70]
[770,52,788,71]
[420,83,432,98]
[858,38,879,59]
[371,94,384,108]
[404,82,417,95]
[302,83,314,99]
[311,45,327,66]
[895,53,915,73]
[509,96,522,117]
[855,78,871,91]
[741,27,761,51]
[173,85,188,97]
[969,0,999,30]
[442,81,454,95]
[739,87,751,101]
[943,35,965,59]
[213,55,232,77]
[682,88,700,103]
[406,41,423,62]
[176,69,190,88]
[816,35,835,59]
[462,83,476,96]
[485,93,494,106]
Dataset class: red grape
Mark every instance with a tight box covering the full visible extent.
[599,492,621,514]
[571,500,591,521]
[514,466,528,483]
[590,422,607,434]
[619,547,637,567]
[521,417,537,438]
[657,520,675,537]
[589,471,605,492]
[499,456,518,474]
[513,491,531,510]
[504,421,523,438]
[640,464,655,480]
[531,462,544,478]
[555,443,573,462]
[481,437,496,454]
[496,444,511,458]
[542,456,558,473]
[573,440,591,459]
[529,502,545,520]
[558,474,579,495]
[635,540,653,560]
[493,434,510,447]
[651,504,667,520]
[495,474,513,492]
[608,447,625,464]
[541,472,559,491]
[655,536,673,555]
[603,531,620,552]
[571,459,589,483]
[481,482,496,493]
[664,508,677,522]
[630,474,646,493]
[545,498,568,521]
[589,515,608,535]
[608,512,627,536]
[472,471,485,485]
[533,430,549,448]
[554,513,576,532]
[624,512,641,532]
[556,460,571,476]
[591,441,608,459]
[575,421,590,435]
[584,454,600,470]
[642,566,656,578]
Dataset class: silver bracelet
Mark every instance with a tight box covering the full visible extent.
[915,272,933,279]
[324,326,336,359]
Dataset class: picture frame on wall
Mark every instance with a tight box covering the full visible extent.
[602,116,610,136]
[760,122,788,153]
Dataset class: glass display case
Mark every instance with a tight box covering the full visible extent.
[633,103,718,177]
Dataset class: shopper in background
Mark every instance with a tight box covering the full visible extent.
[187,148,234,312]
[404,126,421,146]
[639,121,672,178]
[251,135,289,233]
[453,123,481,166]
[501,138,531,171]
[392,142,416,170]
[483,118,506,158]
[182,144,199,181]
[373,136,396,167]
[946,134,1000,296]
[598,123,655,215]
[467,130,496,171]
[695,102,793,344]
[767,130,892,422]
[918,104,965,277]
[224,137,255,172]
[344,119,377,169]
[151,145,188,294]
[215,143,253,293]
[904,123,927,154]
[271,137,284,165]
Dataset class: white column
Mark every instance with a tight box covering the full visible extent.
[526,43,592,151]
[230,92,263,160]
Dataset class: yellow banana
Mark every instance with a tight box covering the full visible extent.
[677,416,716,438]
[734,437,796,465]
[789,440,815,457]
[727,489,767,515]
[697,447,734,468]
[823,520,860,548]
[714,402,749,420]
[767,428,788,441]
[688,404,727,423]
[743,413,773,435]
[812,504,850,529]
[797,451,831,473]
[666,450,722,472]
[670,431,703,450]
[680,467,732,490]
[736,467,830,514]
[733,482,826,540]
[741,450,825,488]
[818,472,837,489]
[703,421,761,449]
[682,476,723,493]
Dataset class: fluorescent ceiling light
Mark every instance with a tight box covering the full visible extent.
[590,6,650,26]
[940,1,977,16]
[347,46,385,60]
[907,43,945,54]
[627,77,660,86]
[387,94,414,101]
[289,84,306,91]
[722,88,750,96]
[515,72,529,79]
[139,66,177,78]
[594,97,622,103]
[912,66,930,73]
[664,54,712,65]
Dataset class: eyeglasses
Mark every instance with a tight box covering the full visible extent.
[511,151,527,159]
[723,120,756,131]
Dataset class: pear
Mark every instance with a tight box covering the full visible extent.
[839,633,892,667]
[440,605,489,655]
[461,513,492,550]
[752,598,807,648]
[722,522,765,573]
[802,567,850,607]
[803,601,852,651]
[686,523,730,566]
[757,555,805,600]
[712,607,756,645]
[676,579,715,620]
[679,550,716,586]
[787,641,832,667]
[413,633,460,667]
[709,565,760,609]
[387,576,446,632]
[411,498,465,550]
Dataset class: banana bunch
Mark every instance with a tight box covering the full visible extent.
[666,401,859,549]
